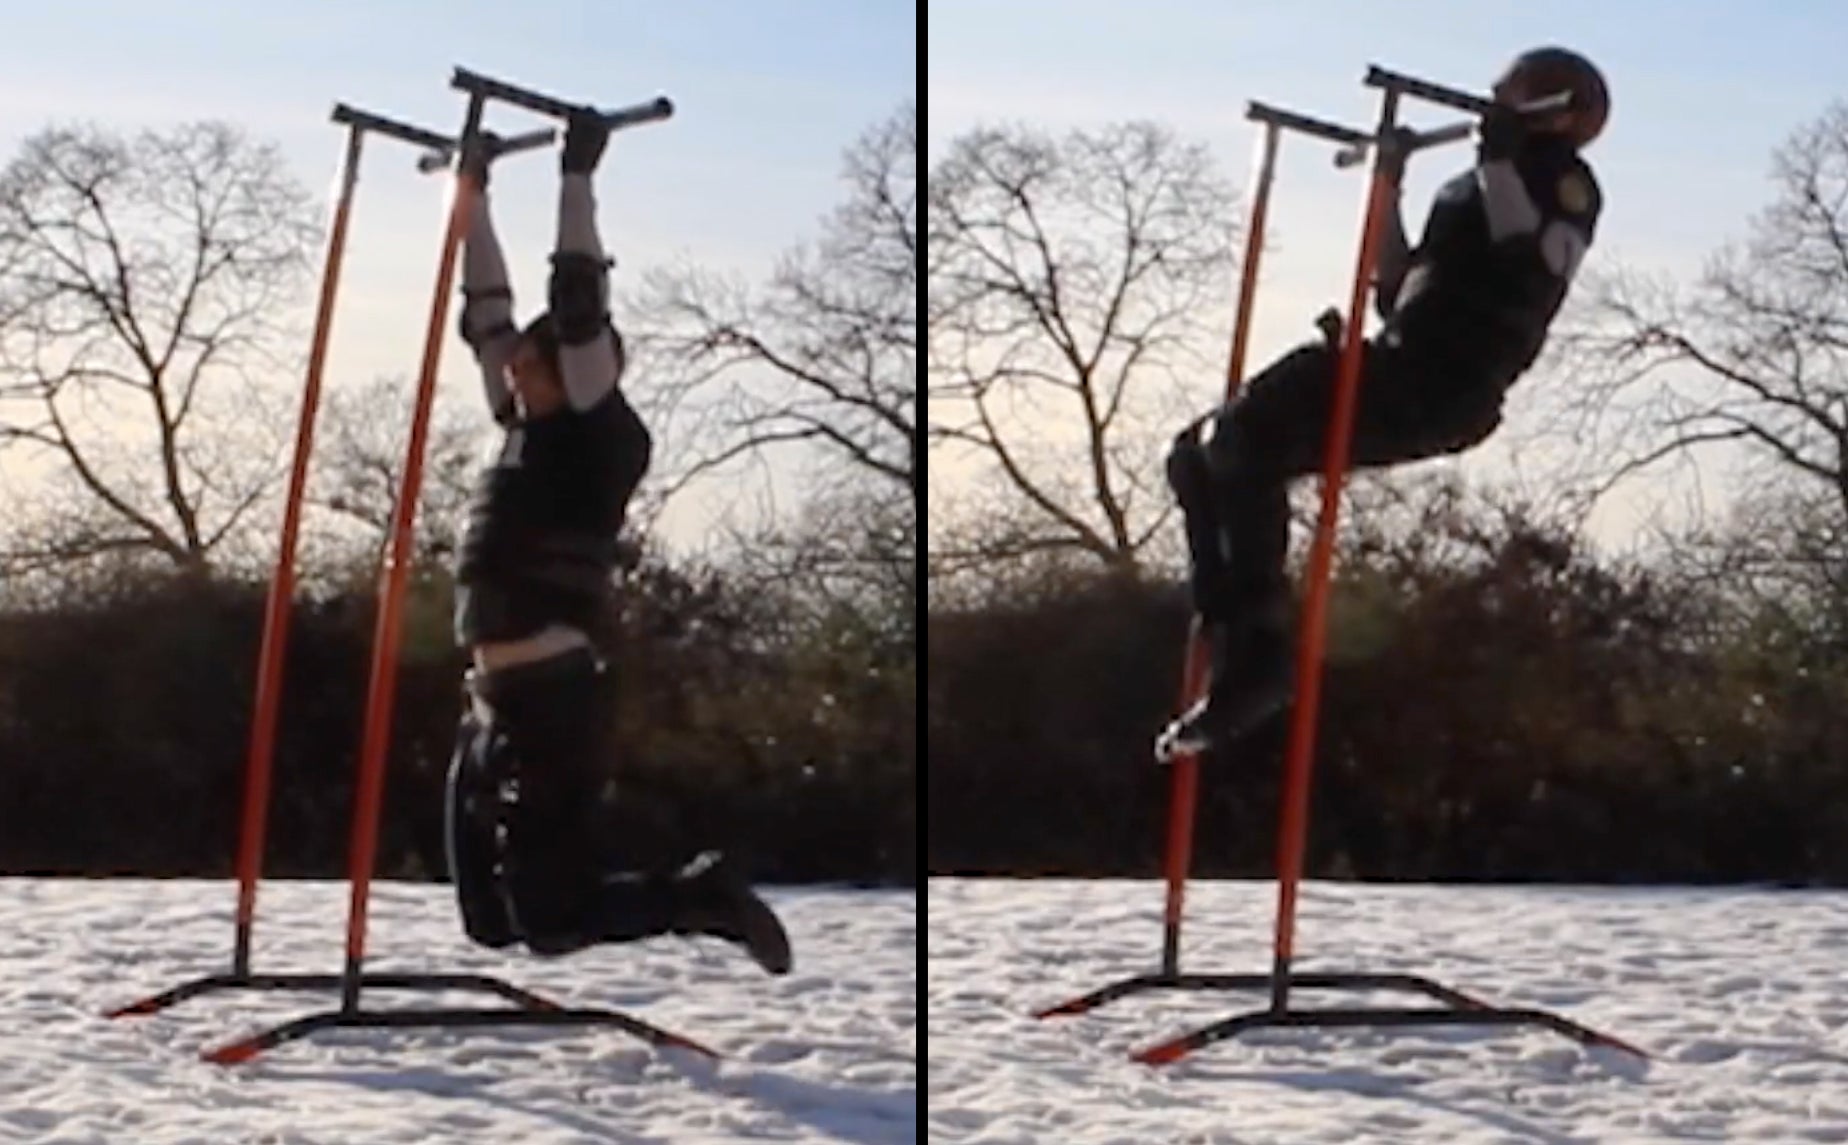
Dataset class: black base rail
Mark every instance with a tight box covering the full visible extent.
[1037,970,1649,1066]
[108,970,720,1065]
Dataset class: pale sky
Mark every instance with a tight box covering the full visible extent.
[928,0,1847,551]
[0,0,916,554]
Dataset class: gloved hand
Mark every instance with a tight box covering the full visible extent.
[561,109,610,175]
[1477,103,1527,161]
[457,130,505,188]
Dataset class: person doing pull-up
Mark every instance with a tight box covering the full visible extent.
[443,110,792,974]
[1159,47,1610,761]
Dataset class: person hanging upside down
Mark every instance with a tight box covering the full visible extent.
[443,110,791,973]
[1158,47,1610,760]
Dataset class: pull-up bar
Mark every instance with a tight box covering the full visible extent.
[329,103,556,174]
[1244,100,1370,147]
[181,68,696,1067]
[451,66,674,130]
[105,101,556,1025]
[329,63,674,1024]
[1366,63,1571,118]
[1147,94,1406,987]
[1039,62,1646,1068]
[107,74,709,1066]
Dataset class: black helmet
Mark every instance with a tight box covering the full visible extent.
[1496,47,1610,147]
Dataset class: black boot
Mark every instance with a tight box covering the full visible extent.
[1155,606,1294,761]
[666,852,793,976]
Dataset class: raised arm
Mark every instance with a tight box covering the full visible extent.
[551,113,623,412]
[1369,127,1415,320]
[1372,188,1412,320]
[456,135,519,425]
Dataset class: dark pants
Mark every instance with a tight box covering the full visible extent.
[446,648,679,954]
[1185,335,1507,626]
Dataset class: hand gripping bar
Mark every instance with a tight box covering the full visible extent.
[450,67,675,131]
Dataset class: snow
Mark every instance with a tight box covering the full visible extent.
[928,877,1848,1144]
[0,878,916,1144]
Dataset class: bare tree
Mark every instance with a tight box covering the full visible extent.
[926,120,1239,580]
[630,106,916,646]
[1553,104,1848,553]
[706,478,916,647]
[307,375,488,577]
[0,121,318,578]
[637,103,916,506]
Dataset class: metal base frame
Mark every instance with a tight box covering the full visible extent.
[107,970,719,1065]
[1037,970,1648,1065]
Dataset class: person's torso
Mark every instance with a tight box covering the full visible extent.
[457,390,651,590]
[1387,137,1602,385]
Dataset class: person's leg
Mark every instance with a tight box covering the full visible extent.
[443,672,520,949]
[589,851,794,976]
[1162,336,1505,757]
[1158,341,1339,758]
[475,646,609,956]
[463,636,794,973]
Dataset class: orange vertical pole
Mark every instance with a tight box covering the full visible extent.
[1159,122,1282,976]
[337,93,487,1013]
[231,123,366,978]
[1268,89,1402,1012]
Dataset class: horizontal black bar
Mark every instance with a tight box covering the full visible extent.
[1133,1002,1647,1064]
[105,970,562,1017]
[330,104,453,151]
[451,67,675,130]
[1245,100,1369,147]
[1364,65,1494,115]
[414,127,556,173]
[1365,66,1576,121]
[1330,120,1474,170]
[202,1005,720,1065]
[1035,968,1498,1018]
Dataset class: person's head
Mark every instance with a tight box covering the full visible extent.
[506,314,565,417]
[1491,47,1610,149]
[504,313,628,418]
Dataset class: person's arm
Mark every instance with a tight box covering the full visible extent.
[456,136,518,425]
[1371,127,1415,319]
[552,113,623,412]
[1372,188,1413,319]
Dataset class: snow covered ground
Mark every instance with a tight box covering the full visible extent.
[929,877,1848,1144]
[0,878,916,1144]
